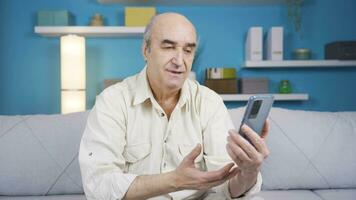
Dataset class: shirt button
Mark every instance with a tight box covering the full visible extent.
[160,112,165,117]
[164,139,167,143]
[163,162,167,167]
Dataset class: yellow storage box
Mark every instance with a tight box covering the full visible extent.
[125,7,156,26]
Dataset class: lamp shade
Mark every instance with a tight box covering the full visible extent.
[61,90,86,114]
[60,35,86,90]
[60,35,86,114]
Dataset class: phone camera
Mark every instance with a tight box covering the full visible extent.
[249,100,262,119]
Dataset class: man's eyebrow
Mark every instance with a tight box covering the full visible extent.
[186,43,196,48]
[161,39,177,45]
[161,39,196,48]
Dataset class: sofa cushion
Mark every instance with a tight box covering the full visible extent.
[0,111,89,196]
[0,195,86,200]
[228,107,356,190]
[313,189,356,200]
[254,190,323,200]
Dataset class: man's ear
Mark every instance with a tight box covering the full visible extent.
[142,42,148,61]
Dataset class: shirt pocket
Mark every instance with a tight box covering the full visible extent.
[123,142,151,173]
[178,144,204,169]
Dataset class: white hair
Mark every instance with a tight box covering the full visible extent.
[143,15,158,51]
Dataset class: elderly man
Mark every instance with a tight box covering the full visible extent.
[79,12,269,200]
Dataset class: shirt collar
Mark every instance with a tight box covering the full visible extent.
[133,66,189,108]
[133,66,152,106]
[177,80,189,108]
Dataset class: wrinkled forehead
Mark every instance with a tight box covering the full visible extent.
[151,17,197,45]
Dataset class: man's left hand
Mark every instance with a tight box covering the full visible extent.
[226,121,270,172]
[225,121,270,197]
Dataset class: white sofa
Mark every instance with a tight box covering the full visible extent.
[0,107,355,199]
[230,107,356,200]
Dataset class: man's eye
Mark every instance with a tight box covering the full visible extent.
[163,46,174,49]
[184,48,193,54]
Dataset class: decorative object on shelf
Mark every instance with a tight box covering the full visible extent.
[245,27,263,61]
[325,41,356,60]
[206,68,236,79]
[205,68,237,94]
[266,27,283,61]
[286,0,303,33]
[90,13,104,26]
[125,7,156,26]
[293,48,311,60]
[60,35,86,114]
[279,80,292,94]
[205,79,238,94]
[37,10,74,26]
[239,78,269,94]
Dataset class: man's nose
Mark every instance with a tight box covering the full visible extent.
[171,49,184,66]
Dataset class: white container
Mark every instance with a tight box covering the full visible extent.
[266,27,283,60]
[245,27,263,61]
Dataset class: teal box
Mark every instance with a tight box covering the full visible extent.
[37,11,53,26]
[37,10,74,26]
[54,11,73,25]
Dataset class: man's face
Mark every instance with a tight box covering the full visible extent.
[144,14,197,91]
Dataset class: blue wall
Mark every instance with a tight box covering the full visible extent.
[1,0,356,115]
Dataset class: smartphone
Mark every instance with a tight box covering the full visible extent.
[239,95,274,144]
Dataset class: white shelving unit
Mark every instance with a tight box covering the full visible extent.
[34,26,145,37]
[220,93,309,101]
[97,0,286,5]
[242,60,356,68]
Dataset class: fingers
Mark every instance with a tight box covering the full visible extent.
[201,165,239,189]
[203,162,235,182]
[226,142,250,166]
[177,159,239,190]
[228,129,258,159]
[227,136,250,161]
[225,167,240,182]
[183,144,202,164]
[240,125,269,158]
[260,120,269,139]
[204,167,240,189]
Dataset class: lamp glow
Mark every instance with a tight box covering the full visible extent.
[61,90,86,114]
[60,35,86,114]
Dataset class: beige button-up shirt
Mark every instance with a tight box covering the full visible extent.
[79,67,262,200]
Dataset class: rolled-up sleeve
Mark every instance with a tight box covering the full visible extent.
[79,88,137,200]
[201,94,262,199]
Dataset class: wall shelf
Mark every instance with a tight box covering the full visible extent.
[34,26,145,37]
[220,93,309,101]
[97,0,286,5]
[242,60,356,68]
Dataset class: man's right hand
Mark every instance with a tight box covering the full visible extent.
[172,144,238,191]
